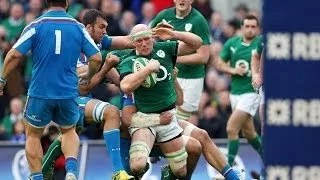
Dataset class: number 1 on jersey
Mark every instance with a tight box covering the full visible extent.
[55,30,61,54]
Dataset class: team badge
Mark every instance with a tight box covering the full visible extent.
[157,50,165,58]
[185,23,192,32]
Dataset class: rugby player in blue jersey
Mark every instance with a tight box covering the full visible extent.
[0,1,102,180]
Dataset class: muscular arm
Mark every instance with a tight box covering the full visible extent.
[251,51,261,78]
[120,67,153,94]
[86,53,102,79]
[1,49,23,79]
[110,36,134,50]
[174,78,184,106]
[105,68,120,86]
[175,31,202,56]
[176,45,210,65]
[213,56,240,75]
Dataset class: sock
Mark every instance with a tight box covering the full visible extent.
[65,157,78,175]
[176,108,191,121]
[248,135,264,159]
[29,172,43,180]
[120,137,131,173]
[103,129,123,172]
[222,165,240,180]
[228,139,239,166]
[42,139,62,174]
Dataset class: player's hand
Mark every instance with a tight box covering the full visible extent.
[151,27,175,41]
[105,53,120,68]
[232,67,247,76]
[252,74,262,92]
[147,59,160,73]
[173,67,179,80]
[78,72,91,86]
[0,81,6,96]
[160,111,173,125]
[154,21,174,30]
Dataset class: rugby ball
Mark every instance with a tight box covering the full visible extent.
[133,57,157,88]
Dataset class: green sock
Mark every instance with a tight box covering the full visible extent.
[248,135,264,159]
[42,139,63,175]
[228,139,239,166]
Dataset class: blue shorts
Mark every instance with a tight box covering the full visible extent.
[24,96,79,128]
[121,92,135,108]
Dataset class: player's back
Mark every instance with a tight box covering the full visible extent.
[21,10,91,99]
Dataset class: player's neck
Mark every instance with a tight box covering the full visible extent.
[242,36,255,44]
[175,7,192,19]
[48,6,66,12]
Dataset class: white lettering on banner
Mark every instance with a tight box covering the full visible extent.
[267,99,320,127]
[267,166,320,180]
[267,32,320,61]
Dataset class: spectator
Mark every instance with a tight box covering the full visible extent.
[26,0,43,18]
[10,119,26,143]
[1,97,24,138]
[119,10,136,35]
[67,0,83,18]
[139,1,155,25]
[193,0,213,20]
[0,0,10,22]
[1,3,26,43]
[209,12,224,42]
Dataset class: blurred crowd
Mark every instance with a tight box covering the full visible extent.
[0,0,262,143]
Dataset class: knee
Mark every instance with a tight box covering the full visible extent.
[103,105,120,120]
[165,149,188,178]
[226,125,238,137]
[185,137,202,156]
[130,158,147,175]
[242,128,256,139]
[192,128,210,144]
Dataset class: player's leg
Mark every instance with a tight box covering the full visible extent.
[179,120,240,180]
[54,98,81,179]
[259,87,265,135]
[129,128,155,176]
[241,116,263,160]
[161,135,201,180]
[42,97,87,179]
[84,99,133,179]
[176,78,203,121]
[24,97,52,180]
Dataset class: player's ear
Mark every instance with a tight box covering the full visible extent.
[86,24,93,32]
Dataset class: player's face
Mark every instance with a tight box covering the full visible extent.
[91,17,108,43]
[174,0,193,12]
[242,19,258,40]
[134,36,153,56]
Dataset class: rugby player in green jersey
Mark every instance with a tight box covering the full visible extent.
[214,14,264,166]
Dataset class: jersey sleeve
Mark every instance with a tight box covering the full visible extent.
[220,38,232,62]
[101,35,112,50]
[118,56,133,76]
[12,27,36,55]
[193,16,211,45]
[81,27,100,57]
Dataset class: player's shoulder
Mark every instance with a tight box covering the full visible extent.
[154,41,176,49]
[225,35,241,45]
[157,7,175,18]
[190,8,207,21]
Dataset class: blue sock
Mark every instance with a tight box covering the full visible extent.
[120,137,131,173]
[222,165,240,180]
[29,172,43,180]
[65,157,78,176]
[103,129,123,172]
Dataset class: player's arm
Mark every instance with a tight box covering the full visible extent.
[152,28,202,56]
[176,45,210,65]
[214,39,246,76]
[110,36,134,50]
[79,54,119,95]
[0,27,35,94]
[173,67,184,106]
[120,59,160,94]
[105,68,120,86]
[176,16,211,64]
